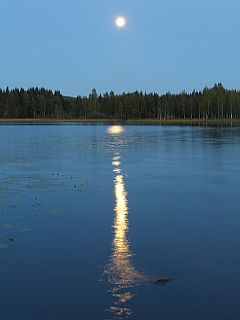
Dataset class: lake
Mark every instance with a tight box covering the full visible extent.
[0,123,240,320]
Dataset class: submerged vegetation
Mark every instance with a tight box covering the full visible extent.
[1,83,240,120]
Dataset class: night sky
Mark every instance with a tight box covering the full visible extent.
[1,0,239,96]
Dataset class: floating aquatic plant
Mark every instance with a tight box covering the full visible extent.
[32,202,42,208]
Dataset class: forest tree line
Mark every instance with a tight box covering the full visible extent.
[0,83,240,120]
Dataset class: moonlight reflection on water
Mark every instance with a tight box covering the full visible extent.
[105,126,146,319]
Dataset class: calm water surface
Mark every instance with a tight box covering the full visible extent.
[0,124,240,320]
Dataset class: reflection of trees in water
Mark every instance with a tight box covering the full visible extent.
[105,127,240,160]
[201,127,240,147]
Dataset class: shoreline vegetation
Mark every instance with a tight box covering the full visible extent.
[1,83,240,122]
[1,118,240,125]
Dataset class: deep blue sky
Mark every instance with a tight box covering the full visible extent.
[1,0,239,96]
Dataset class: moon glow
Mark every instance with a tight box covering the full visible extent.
[115,16,126,28]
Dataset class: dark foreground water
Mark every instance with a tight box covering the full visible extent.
[0,124,240,320]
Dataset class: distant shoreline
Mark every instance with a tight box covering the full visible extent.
[1,84,240,120]
[0,118,240,125]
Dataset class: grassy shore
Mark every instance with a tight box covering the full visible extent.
[0,118,240,125]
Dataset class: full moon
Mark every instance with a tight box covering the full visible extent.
[115,16,126,28]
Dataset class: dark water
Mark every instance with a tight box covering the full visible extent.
[0,124,240,320]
